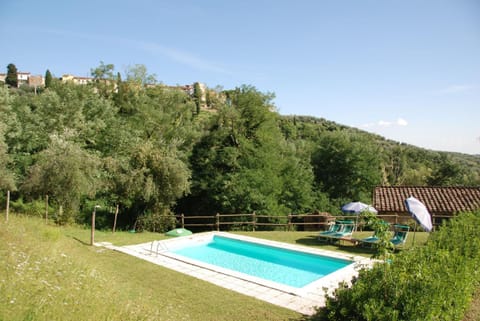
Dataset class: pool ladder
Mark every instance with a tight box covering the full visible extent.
[149,240,169,256]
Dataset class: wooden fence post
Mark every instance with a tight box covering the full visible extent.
[252,211,256,232]
[5,190,10,222]
[216,213,220,231]
[112,204,119,233]
[91,205,100,246]
[181,213,185,228]
[287,213,292,231]
[45,194,49,224]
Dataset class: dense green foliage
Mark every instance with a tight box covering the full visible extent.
[44,69,52,88]
[1,62,479,231]
[6,63,18,88]
[311,210,480,321]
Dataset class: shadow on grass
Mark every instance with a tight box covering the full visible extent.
[71,236,90,246]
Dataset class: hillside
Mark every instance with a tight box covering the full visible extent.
[1,77,479,232]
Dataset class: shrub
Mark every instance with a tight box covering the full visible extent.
[311,211,480,321]
[10,197,54,218]
[135,209,176,233]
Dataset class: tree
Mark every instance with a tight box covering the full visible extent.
[6,63,18,88]
[312,131,382,202]
[428,154,466,186]
[90,61,115,80]
[0,115,15,191]
[193,82,202,114]
[124,64,156,85]
[0,86,17,191]
[180,85,316,217]
[22,131,101,224]
[129,141,191,210]
[44,69,53,88]
[90,61,116,98]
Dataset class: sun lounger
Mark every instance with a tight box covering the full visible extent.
[318,220,355,243]
[318,221,342,238]
[390,224,409,247]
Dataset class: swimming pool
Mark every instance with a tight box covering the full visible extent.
[172,235,351,288]
[110,232,371,313]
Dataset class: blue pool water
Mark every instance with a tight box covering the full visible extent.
[172,235,351,288]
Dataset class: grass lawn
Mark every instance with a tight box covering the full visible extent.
[1,215,476,321]
[234,229,430,256]
[1,216,300,321]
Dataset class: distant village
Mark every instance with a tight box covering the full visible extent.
[0,70,216,108]
[0,71,201,94]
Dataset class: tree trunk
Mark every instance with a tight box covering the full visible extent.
[112,204,119,233]
[6,190,10,222]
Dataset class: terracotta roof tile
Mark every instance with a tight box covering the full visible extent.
[373,186,480,215]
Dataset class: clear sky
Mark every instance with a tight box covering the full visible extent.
[1,0,479,154]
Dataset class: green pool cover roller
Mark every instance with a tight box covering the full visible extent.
[165,228,193,237]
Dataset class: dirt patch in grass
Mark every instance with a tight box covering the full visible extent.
[463,287,480,321]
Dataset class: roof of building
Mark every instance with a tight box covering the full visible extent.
[373,186,480,214]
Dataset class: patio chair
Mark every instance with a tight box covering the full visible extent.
[360,233,379,244]
[358,221,390,247]
[390,224,409,247]
[329,220,355,238]
[318,220,356,244]
[318,220,343,239]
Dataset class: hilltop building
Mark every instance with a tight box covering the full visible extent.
[0,72,44,88]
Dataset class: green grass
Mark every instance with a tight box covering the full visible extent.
[1,215,300,321]
[234,230,430,257]
[0,215,445,321]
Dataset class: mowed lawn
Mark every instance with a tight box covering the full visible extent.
[1,215,430,321]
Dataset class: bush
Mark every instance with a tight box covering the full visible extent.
[10,197,54,219]
[135,209,176,233]
[311,211,480,321]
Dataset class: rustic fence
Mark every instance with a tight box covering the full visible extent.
[174,212,452,232]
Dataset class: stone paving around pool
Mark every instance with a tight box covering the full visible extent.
[96,232,373,316]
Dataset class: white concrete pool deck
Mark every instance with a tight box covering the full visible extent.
[96,232,373,315]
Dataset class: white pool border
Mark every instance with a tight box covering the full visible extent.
[97,232,373,315]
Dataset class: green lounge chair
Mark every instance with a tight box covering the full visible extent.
[359,221,390,246]
[390,224,409,246]
[318,220,342,238]
[361,234,379,243]
[318,220,353,242]
[329,221,355,239]
[319,220,355,243]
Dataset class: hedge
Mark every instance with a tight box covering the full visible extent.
[311,210,480,321]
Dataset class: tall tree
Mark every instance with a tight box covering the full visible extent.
[0,87,16,191]
[22,132,101,224]
[312,131,382,202]
[181,85,316,217]
[428,154,466,186]
[6,63,18,88]
[193,82,202,114]
[124,64,156,85]
[44,69,53,88]
[90,61,116,98]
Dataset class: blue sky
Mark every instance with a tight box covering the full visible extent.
[1,0,479,154]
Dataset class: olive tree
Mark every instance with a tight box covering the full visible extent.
[22,132,101,224]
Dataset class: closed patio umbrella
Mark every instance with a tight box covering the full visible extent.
[405,196,433,245]
[405,196,432,232]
